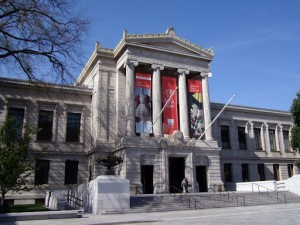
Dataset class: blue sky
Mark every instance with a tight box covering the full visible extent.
[74,0,300,111]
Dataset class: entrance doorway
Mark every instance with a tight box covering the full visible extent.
[141,165,153,194]
[196,166,208,192]
[169,157,185,193]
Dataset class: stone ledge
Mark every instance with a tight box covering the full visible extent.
[0,210,81,222]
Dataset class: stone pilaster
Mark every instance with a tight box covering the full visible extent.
[178,68,190,139]
[125,59,138,136]
[151,64,164,137]
[264,123,271,155]
[278,124,285,154]
[201,72,213,140]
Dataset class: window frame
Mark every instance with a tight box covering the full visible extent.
[224,163,233,182]
[37,110,54,141]
[283,130,290,151]
[220,125,231,149]
[64,160,79,185]
[257,164,265,181]
[66,112,82,143]
[7,107,25,139]
[34,159,50,185]
[287,164,294,178]
[269,129,277,151]
[254,128,262,150]
[237,126,247,150]
[241,163,249,182]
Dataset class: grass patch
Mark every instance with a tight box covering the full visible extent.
[1,204,49,213]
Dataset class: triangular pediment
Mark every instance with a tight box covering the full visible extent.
[114,29,214,60]
[126,37,213,59]
[140,41,202,55]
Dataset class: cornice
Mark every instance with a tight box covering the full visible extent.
[211,102,291,117]
[0,77,92,95]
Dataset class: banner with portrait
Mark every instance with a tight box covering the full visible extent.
[135,73,152,134]
[162,76,178,134]
[188,79,204,138]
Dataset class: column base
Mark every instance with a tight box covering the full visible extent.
[126,132,136,137]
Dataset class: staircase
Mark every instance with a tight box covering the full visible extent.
[128,191,300,213]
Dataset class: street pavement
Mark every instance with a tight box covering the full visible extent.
[3,203,300,225]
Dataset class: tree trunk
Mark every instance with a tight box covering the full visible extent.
[0,193,5,212]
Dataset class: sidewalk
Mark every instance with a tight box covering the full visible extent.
[2,203,300,225]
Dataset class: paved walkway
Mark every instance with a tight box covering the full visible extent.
[3,203,300,225]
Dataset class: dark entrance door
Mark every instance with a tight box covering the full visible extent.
[169,157,185,193]
[141,165,154,194]
[196,166,208,192]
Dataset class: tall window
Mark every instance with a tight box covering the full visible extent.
[221,125,231,149]
[7,107,24,139]
[238,127,247,150]
[34,160,50,185]
[258,164,265,181]
[37,110,53,141]
[288,164,294,178]
[273,164,280,181]
[241,164,249,182]
[283,130,290,151]
[254,128,262,150]
[269,129,276,151]
[65,160,79,185]
[66,112,81,142]
[224,163,233,182]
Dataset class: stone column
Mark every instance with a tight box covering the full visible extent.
[264,123,271,155]
[278,124,285,154]
[151,64,164,137]
[201,72,213,140]
[125,59,138,136]
[178,68,190,139]
[246,121,254,149]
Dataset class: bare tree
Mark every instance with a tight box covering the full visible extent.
[0,0,89,83]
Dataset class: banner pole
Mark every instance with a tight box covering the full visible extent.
[147,86,178,135]
[197,94,236,140]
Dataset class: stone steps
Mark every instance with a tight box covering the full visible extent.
[127,191,300,213]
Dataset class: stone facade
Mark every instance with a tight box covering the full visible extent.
[0,28,298,203]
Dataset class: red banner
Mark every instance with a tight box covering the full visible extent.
[162,76,178,134]
[135,73,152,133]
[188,79,202,93]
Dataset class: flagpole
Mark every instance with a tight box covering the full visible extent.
[198,94,236,140]
[147,86,178,135]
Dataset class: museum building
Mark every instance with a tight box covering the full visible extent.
[0,28,298,201]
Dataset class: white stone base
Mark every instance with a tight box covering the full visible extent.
[76,175,130,214]
[236,181,277,192]
[285,174,300,195]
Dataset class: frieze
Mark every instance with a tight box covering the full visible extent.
[129,48,209,72]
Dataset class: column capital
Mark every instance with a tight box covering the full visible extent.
[151,64,164,71]
[124,59,138,68]
[177,68,189,75]
[201,71,212,78]
[276,124,283,133]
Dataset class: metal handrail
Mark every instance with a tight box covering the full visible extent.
[220,188,246,206]
[169,185,184,202]
[65,191,83,208]
[251,183,286,203]
[169,185,199,208]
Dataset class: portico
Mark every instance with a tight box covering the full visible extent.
[120,59,214,140]
[111,28,222,194]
